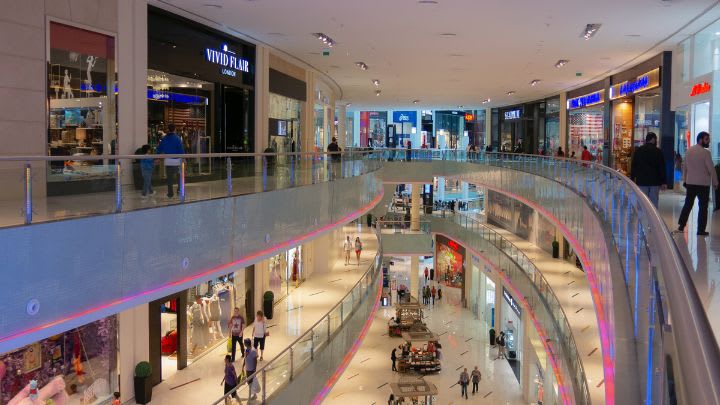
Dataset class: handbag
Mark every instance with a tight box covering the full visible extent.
[265,331,270,337]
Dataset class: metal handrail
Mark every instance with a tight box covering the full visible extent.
[209,237,383,404]
[442,210,591,404]
[0,150,374,162]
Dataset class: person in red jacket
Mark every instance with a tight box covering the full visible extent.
[580,146,593,162]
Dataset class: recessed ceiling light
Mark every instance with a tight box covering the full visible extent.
[507,91,516,96]
[582,24,601,40]
[440,33,457,36]
[554,59,569,68]
[345,103,352,107]
[355,62,368,70]
[481,98,491,104]
[418,0,438,3]
[413,99,420,104]
[372,79,380,86]
[625,34,641,38]
[375,89,382,96]
[313,33,335,47]
[530,79,541,86]
[715,31,720,36]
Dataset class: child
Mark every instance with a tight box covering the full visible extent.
[140,144,155,198]
[112,392,121,405]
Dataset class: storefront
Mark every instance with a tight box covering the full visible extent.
[434,235,465,290]
[544,97,561,154]
[268,69,306,155]
[497,107,523,152]
[47,20,118,195]
[360,111,388,147]
[672,18,720,163]
[501,287,523,365]
[265,245,305,304]
[313,84,334,151]
[486,190,534,240]
[147,8,255,174]
[435,110,466,149]
[0,316,118,404]
[469,255,496,331]
[566,85,607,160]
[390,111,418,148]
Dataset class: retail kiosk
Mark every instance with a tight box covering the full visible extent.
[397,331,441,374]
[390,378,438,404]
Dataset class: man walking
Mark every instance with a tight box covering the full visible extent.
[678,132,719,236]
[630,132,667,208]
[471,366,482,394]
[327,137,342,179]
[156,124,185,198]
[391,348,398,371]
[458,368,470,399]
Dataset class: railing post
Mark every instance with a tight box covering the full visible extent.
[289,347,294,381]
[340,301,344,326]
[179,160,186,203]
[24,162,32,224]
[226,157,232,196]
[310,330,315,360]
[262,156,268,191]
[262,369,267,403]
[327,313,331,338]
[115,161,122,212]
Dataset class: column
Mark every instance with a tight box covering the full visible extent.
[118,305,149,402]
[117,0,148,184]
[485,108,493,148]
[336,104,347,149]
[437,177,446,201]
[411,184,421,231]
[559,92,568,151]
[521,314,534,402]
[461,181,469,201]
[555,227,565,258]
[410,255,420,300]
[255,45,270,192]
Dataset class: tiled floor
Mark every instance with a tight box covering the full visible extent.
[141,223,377,405]
[323,256,525,405]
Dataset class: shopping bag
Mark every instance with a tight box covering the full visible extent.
[227,337,232,353]
[251,377,261,394]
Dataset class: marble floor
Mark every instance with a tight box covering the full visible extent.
[140,223,377,405]
[322,256,525,405]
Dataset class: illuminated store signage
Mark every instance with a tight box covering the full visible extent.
[147,89,207,105]
[447,239,461,251]
[504,109,521,120]
[503,287,522,317]
[610,68,660,99]
[204,44,250,78]
[392,111,417,123]
[465,113,474,121]
[690,81,711,97]
[567,91,604,110]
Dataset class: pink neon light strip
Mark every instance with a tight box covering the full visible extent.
[0,191,384,346]
[311,275,382,404]
[464,181,615,404]
[434,232,573,405]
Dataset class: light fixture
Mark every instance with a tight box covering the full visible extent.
[457,105,464,109]
[554,59,569,68]
[355,62,368,70]
[582,24,601,40]
[372,79,380,86]
[313,33,335,47]
[507,91,516,96]
[413,99,420,104]
[481,98,491,104]
[345,102,352,107]
[418,0,438,3]
[375,89,382,96]
[530,79,541,86]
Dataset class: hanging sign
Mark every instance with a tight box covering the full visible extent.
[609,68,660,99]
[690,82,711,97]
[465,113,474,121]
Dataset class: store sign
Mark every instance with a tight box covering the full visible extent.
[465,113,474,121]
[147,89,206,105]
[504,109,521,120]
[447,239,461,252]
[204,44,250,78]
[503,287,522,317]
[609,68,660,99]
[690,82,711,97]
[392,111,417,123]
[567,91,604,110]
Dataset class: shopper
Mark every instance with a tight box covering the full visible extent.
[354,236,363,265]
[139,145,155,198]
[678,132,719,236]
[343,235,352,265]
[391,348,398,371]
[111,392,120,405]
[471,366,482,394]
[495,332,506,360]
[630,132,667,208]
[242,338,259,400]
[556,147,565,157]
[424,267,429,282]
[458,368,470,399]
[431,285,437,305]
[570,151,576,159]
[228,307,245,361]
[438,286,442,300]
[388,393,396,405]
[252,310,268,361]
[327,137,342,179]
[156,124,185,199]
[221,355,239,401]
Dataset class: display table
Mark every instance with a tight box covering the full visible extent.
[398,332,441,374]
[396,302,424,331]
[390,379,438,404]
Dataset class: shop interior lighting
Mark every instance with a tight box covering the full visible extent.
[582,24,601,40]
[554,59,569,68]
[355,62,369,70]
[372,79,380,86]
[530,79,541,86]
[506,91,515,96]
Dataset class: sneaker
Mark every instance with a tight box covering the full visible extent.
[698,231,710,236]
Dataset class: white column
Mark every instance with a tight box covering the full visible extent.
[410,255,420,300]
[521,315,534,401]
[411,184,421,231]
[336,104,347,149]
[303,71,316,153]
[119,305,149,403]
[117,0,148,184]
[255,45,270,154]
[461,181,469,201]
[485,108,492,148]
[437,177,446,201]
[559,92,568,151]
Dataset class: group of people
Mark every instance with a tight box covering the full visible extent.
[421,284,440,305]
[433,199,470,212]
[222,309,270,401]
[457,366,483,399]
[137,124,186,200]
[343,235,364,266]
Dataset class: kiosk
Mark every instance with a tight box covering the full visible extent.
[390,377,438,405]
[397,331,441,374]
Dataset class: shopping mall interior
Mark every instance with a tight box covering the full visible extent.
[1,1,720,404]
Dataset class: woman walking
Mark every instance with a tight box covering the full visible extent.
[221,355,239,403]
[252,310,268,361]
[458,368,470,399]
[354,236,363,265]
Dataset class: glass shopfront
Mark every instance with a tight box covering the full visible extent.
[47,21,117,195]
[268,68,306,155]
[567,90,605,159]
[486,190,534,240]
[498,107,523,152]
[435,110,466,150]
[265,245,304,304]
[391,111,418,148]
[0,316,118,405]
[360,111,388,148]
[501,287,523,365]
[544,97,561,154]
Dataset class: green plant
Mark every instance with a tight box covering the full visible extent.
[263,291,274,301]
[134,361,152,378]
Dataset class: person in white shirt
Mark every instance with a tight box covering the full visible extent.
[252,310,268,361]
[343,236,352,265]
[678,131,719,236]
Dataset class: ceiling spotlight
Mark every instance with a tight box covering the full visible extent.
[418,0,438,3]
[457,105,464,109]
[372,79,380,86]
[314,33,335,47]
[530,79,541,86]
[554,59,570,68]
[375,89,382,96]
[345,103,352,107]
[582,24,601,40]
[507,91,516,96]
[481,98,491,104]
[413,99,420,104]
[355,62,368,70]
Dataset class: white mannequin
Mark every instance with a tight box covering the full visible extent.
[62,70,73,99]
[85,56,96,89]
[207,294,224,340]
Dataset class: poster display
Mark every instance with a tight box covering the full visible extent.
[486,190,534,241]
[435,235,466,288]
[537,214,556,255]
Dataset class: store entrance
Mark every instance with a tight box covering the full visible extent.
[501,120,521,152]
[223,85,254,153]
[149,292,187,386]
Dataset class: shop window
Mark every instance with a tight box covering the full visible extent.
[569,107,604,158]
[268,93,302,156]
[47,22,117,186]
[359,111,388,148]
[545,98,561,154]
[0,316,117,404]
[693,21,720,78]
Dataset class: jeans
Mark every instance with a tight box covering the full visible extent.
[165,165,180,197]
[638,185,660,208]
[679,184,710,232]
[460,383,468,398]
[472,381,479,393]
[230,335,244,361]
[141,167,153,196]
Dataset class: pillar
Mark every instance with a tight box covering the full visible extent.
[410,255,420,300]
[485,108,493,148]
[559,92,568,152]
[437,177,446,201]
[117,0,147,184]
[411,184,421,231]
[461,181,469,201]
[255,45,270,192]
[302,71,316,153]
[555,227,565,258]
[336,104,347,149]
[118,305,149,403]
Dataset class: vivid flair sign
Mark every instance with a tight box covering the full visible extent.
[204,44,250,78]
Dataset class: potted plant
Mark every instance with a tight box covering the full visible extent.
[552,239,560,259]
[134,361,153,404]
[263,291,274,320]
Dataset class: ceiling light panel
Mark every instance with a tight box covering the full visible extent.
[313,33,335,47]
[554,59,569,68]
[507,91,516,95]
[355,62,369,70]
[582,24,601,40]
[530,79,541,86]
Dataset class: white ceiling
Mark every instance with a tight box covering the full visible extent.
[158,0,720,110]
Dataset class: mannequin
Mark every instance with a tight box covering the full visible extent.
[207,294,224,340]
[188,296,207,354]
